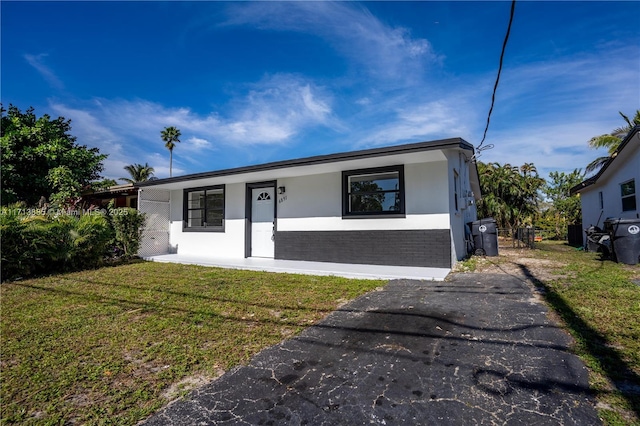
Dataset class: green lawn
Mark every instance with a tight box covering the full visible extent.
[3,246,639,425]
[462,241,640,425]
[0,262,383,425]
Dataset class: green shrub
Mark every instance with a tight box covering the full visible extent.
[0,207,31,280]
[111,208,146,258]
[70,213,114,269]
[0,207,143,281]
[36,214,77,272]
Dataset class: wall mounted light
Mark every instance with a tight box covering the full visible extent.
[278,186,286,194]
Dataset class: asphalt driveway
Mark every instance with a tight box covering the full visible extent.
[142,274,599,425]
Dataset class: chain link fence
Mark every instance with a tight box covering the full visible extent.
[496,228,558,249]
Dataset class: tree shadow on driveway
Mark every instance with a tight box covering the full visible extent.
[515,263,640,421]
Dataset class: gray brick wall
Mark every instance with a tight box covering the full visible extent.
[274,230,451,268]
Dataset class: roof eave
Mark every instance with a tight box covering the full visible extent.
[570,125,640,195]
[138,138,474,188]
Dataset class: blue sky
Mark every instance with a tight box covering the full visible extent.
[2,1,639,181]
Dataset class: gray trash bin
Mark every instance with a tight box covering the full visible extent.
[471,218,499,256]
[604,218,640,265]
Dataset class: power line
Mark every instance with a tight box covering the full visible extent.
[477,0,516,151]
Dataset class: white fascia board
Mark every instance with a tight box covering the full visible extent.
[143,150,448,191]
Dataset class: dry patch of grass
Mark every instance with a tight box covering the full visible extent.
[160,372,221,401]
[0,262,382,424]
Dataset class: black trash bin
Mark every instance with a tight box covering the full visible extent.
[604,218,640,265]
[471,218,499,256]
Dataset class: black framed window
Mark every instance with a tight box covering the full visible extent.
[598,191,603,210]
[183,185,225,231]
[621,180,636,212]
[454,170,460,212]
[342,165,405,217]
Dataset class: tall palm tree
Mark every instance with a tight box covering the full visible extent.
[586,110,640,173]
[161,126,181,177]
[519,163,537,177]
[119,163,155,184]
[477,162,544,230]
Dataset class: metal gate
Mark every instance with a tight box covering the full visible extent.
[497,228,536,249]
[138,189,170,257]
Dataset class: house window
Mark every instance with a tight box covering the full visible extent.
[621,180,636,212]
[183,185,225,231]
[342,165,405,217]
[256,191,271,201]
[454,170,460,212]
[598,191,603,210]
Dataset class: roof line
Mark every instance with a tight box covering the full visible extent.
[138,138,473,187]
[570,125,640,194]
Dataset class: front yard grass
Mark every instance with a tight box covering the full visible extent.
[0,262,383,424]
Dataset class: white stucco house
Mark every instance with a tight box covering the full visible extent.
[571,125,640,243]
[136,138,481,270]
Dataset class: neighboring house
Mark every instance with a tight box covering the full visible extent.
[571,125,640,243]
[81,183,138,209]
[136,138,481,269]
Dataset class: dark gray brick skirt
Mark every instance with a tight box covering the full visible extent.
[274,229,451,268]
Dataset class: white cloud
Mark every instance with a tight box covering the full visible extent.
[479,123,611,180]
[221,74,337,144]
[301,85,331,120]
[494,48,638,126]
[44,73,339,178]
[39,12,637,183]
[183,137,213,151]
[357,100,468,147]
[221,2,437,85]
[148,164,185,179]
[48,102,127,179]
[473,45,640,179]
[24,53,64,90]
[49,102,181,180]
[97,100,221,144]
[71,74,336,148]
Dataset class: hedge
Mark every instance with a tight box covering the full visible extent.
[0,207,145,281]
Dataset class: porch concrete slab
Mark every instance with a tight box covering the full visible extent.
[142,274,599,425]
[143,254,451,281]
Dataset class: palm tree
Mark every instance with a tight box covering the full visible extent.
[119,163,155,184]
[586,110,640,173]
[161,126,181,177]
[477,162,545,230]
